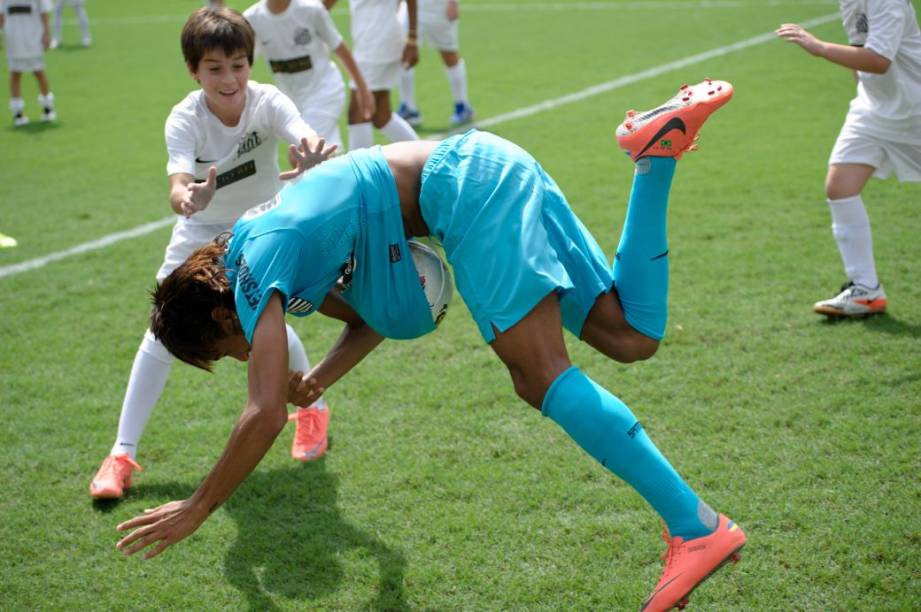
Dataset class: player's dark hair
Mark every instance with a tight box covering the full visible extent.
[150,240,236,372]
[181,7,255,71]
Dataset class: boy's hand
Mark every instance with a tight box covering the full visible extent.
[287,370,325,407]
[776,23,825,57]
[355,86,375,122]
[179,166,217,217]
[402,41,419,69]
[280,137,337,180]
[446,0,459,22]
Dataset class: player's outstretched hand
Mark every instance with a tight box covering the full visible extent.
[116,499,209,560]
[281,137,337,180]
[287,369,325,407]
[402,40,419,69]
[776,23,825,56]
[356,86,375,122]
[180,166,217,217]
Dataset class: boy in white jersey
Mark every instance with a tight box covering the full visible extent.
[88,7,337,500]
[1,0,56,126]
[777,0,921,317]
[243,0,374,151]
[328,0,420,150]
[49,0,90,49]
[396,0,473,127]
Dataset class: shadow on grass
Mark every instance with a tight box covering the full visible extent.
[221,460,408,611]
[819,313,921,338]
[91,481,198,513]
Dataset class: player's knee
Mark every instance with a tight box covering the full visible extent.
[506,367,546,410]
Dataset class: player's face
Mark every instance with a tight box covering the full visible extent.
[191,48,251,120]
[209,331,251,363]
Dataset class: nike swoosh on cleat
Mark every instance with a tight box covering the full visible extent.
[636,117,686,159]
[641,573,683,610]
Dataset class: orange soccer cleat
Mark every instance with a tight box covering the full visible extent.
[641,514,746,611]
[89,454,143,499]
[289,405,330,462]
[616,79,734,161]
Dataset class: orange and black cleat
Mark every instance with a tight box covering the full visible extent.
[89,454,143,499]
[289,405,330,462]
[640,514,746,611]
[616,79,733,161]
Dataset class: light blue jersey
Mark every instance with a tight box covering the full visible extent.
[224,147,434,343]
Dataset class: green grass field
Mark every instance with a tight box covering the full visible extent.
[2,0,920,609]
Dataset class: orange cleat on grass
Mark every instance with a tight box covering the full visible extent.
[641,514,746,612]
[616,79,734,161]
[289,405,330,461]
[89,454,143,499]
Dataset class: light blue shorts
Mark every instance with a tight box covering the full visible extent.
[419,130,613,343]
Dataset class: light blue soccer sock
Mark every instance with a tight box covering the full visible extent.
[613,156,676,340]
[542,366,717,539]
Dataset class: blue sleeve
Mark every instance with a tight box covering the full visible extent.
[233,230,305,343]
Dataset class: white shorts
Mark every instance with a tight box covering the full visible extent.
[295,72,346,150]
[156,218,234,282]
[7,56,45,73]
[830,113,921,182]
[351,59,402,91]
[399,1,459,52]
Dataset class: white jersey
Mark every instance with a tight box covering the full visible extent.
[350,0,403,64]
[165,81,315,226]
[1,0,52,60]
[244,0,344,104]
[839,0,921,129]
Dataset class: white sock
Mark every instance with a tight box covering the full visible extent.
[76,5,91,41]
[111,330,173,458]
[53,2,64,39]
[286,324,327,410]
[400,67,417,110]
[348,121,373,150]
[38,92,54,111]
[445,59,469,106]
[828,195,879,288]
[379,114,419,142]
[9,98,24,115]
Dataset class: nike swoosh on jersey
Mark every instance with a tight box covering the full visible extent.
[636,117,687,158]
[195,157,217,164]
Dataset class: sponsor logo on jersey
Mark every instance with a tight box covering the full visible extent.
[237,131,263,157]
[197,160,257,190]
[339,253,356,291]
[856,13,868,34]
[286,297,314,314]
[8,5,33,14]
[269,55,313,74]
[389,244,402,263]
[626,421,643,439]
[235,253,262,311]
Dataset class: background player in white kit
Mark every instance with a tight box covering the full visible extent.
[89,7,336,500]
[396,0,473,127]
[777,0,921,318]
[1,0,56,126]
[327,0,419,150]
[49,0,90,49]
[244,0,374,152]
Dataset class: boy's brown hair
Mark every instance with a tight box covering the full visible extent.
[181,7,255,71]
[150,240,236,372]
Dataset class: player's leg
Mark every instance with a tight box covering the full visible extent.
[51,0,64,48]
[396,0,422,125]
[75,0,92,46]
[582,80,733,359]
[10,71,29,126]
[347,86,374,150]
[373,89,419,142]
[286,324,331,462]
[440,50,473,125]
[34,70,56,122]
[813,161,886,316]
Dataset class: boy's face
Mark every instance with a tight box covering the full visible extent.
[209,330,252,363]
[190,48,251,119]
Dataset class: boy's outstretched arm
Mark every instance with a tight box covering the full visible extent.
[776,23,892,74]
[334,42,375,122]
[116,293,290,559]
[168,168,218,217]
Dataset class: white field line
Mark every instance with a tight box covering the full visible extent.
[0,12,838,281]
[72,0,835,25]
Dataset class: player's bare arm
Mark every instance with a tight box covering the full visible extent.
[168,168,217,217]
[334,43,375,121]
[287,291,385,407]
[402,0,419,69]
[776,23,892,74]
[116,293,290,559]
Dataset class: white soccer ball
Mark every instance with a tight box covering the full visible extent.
[408,239,453,326]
